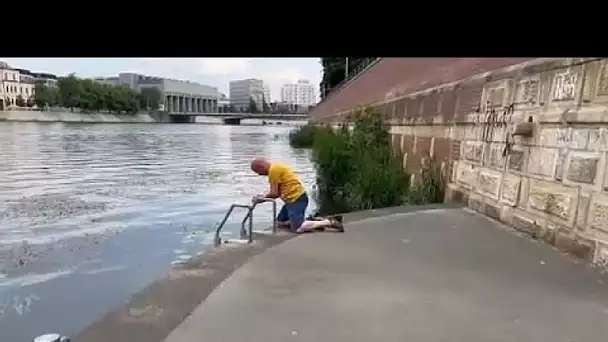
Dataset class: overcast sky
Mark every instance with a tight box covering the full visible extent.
[0,58,323,102]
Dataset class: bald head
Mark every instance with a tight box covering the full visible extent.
[251,158,271,175]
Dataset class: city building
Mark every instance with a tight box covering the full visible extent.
[94,73,219,113]
[218,93,231,113]
[0,61,53,109]
[34,73,58,87]
[229,78,265,111]
[280,79,317,107]
[263,85,271,104]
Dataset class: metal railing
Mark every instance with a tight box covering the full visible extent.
[214,198,277,246]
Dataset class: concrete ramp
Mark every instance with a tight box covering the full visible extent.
[164,207,608,342]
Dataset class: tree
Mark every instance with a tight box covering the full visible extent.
[48,75,142,114]
[57,74,84,110]
[34,82,59,108]
[15,95,26,107]
[248,97,259,113]
[26,98,35,107]
[138,87,162,110]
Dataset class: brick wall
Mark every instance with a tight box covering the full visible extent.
[310,58,536,122]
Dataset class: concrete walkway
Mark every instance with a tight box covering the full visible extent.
[164,207,608,342]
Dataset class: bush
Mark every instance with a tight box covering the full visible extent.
[299,107,446,215]
[289,123,322,148]
[311,107,410,214]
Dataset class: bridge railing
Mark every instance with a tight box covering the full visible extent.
[319,57,381,104]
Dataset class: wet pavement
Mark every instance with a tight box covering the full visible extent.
[0,122,314,341]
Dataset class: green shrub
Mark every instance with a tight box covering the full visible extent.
[288,123,321,148]
[311,108,410,214]
[293,107,447,214]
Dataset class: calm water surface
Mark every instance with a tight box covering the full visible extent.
[0,122,314,341]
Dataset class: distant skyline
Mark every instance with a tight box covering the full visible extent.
[0,58,322,101]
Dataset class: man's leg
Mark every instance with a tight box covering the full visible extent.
[276,204,291,230]
[287,194,344,233]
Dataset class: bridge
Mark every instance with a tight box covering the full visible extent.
[167,112,309,124]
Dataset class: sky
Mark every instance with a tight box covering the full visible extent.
[0,58,323,101]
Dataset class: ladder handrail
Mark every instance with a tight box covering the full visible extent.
[240,198,277,239]
[213,198,277,246]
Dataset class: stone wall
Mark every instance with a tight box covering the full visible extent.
[447,58,608,264]
[0,110,162,123]
[311,57,608,264]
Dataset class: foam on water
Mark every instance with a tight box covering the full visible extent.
[82,266,125,275]
[0,270,72,288]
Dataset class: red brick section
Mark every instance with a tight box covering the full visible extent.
[310,58,537,122]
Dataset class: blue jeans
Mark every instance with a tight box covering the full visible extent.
[277,192,309,233]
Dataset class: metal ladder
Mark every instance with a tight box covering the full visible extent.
[214,198,277,246]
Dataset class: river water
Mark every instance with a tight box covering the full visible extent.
[0,122,315,341]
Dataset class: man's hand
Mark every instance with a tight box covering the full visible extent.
[251,194,266,204]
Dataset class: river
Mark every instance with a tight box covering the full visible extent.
[0,122,315,341]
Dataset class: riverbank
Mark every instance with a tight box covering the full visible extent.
[76,203,608,342]
[0,110,162,123]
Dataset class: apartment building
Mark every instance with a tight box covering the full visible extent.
[280,79,316,107]
[263,85,271,104]
[0,61,59,109]
[229,78,265,111]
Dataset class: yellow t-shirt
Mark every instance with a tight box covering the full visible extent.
[268,162,305,203]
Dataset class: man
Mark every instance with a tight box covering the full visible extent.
[250,158,343,233]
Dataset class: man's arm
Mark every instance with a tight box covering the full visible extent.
[264,182,280,199]
[253,168,281,202]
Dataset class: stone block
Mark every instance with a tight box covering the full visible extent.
[587,128,608,151]
[446,186,469,204]
[456,162,478,189]
[484,143,506,169]
[514,77,541,108]
[507,149,525,172]
[469,197,485,213]
[554,232,596,261]
[542,225,557,244]
[477,169,502,199]
[554,149,568,181]
[576,194,591,231]
[464,125,481,140]
[500,174,521,206]
[527,180,574,220]
[527,148,557,178]
[566,154,600,184]
[550,67,581,103]
[589,194,608,234]
[512,215,542,238]
[538,128,589,149]
[485,204,501,221]
[463,141,483,162]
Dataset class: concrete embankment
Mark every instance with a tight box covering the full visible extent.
[0,110,167,123]
[73,231,295,342]
[164,204,608,342]
[75,203,608,341]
